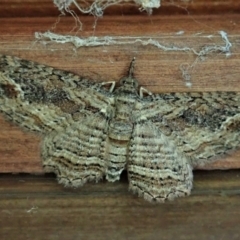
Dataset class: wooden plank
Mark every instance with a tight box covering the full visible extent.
[0,170,240,239]
[0,0,239,17]
[0,15,240,173]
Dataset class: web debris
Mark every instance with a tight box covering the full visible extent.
[35,31,232,88]
[54,0,161,16]
[26,206,39,214]
[179,31,232,87]
[37,1,232,88]
[35,31,231,56]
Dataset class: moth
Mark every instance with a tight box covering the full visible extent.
[0,55,240,202]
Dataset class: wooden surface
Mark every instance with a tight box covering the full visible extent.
[0,3,240,239]
[0,13,240,173]
[0,0,240,17]
[0,170,240,239]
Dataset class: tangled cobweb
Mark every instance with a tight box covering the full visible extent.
[53,0,161,17]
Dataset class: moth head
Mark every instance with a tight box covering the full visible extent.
[118,57,139,88]
[119,77,139,89]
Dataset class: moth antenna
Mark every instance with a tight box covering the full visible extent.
[128,57,136,78]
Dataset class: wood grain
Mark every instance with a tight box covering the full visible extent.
[0,170,240,239]
[0,0,239,17]
[0,14,240,173]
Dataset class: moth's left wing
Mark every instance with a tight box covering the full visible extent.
[135,92,240,167]
[0,55,113,133]
[128,121,193,202]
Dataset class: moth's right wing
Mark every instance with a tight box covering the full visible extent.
[0,55,114,133]
[42,114,109,188]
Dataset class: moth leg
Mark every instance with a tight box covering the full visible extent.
[100,81,116,92]
[139,87,153,98]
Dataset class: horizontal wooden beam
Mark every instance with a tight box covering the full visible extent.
[0,15,239,173]
[0,0,239,17]
[0,171,240,239]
